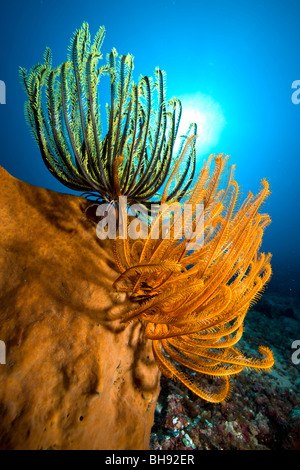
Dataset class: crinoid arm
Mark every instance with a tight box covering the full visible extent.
[113,153,274,402]
[20,22,197,209]
[21,22,274,404]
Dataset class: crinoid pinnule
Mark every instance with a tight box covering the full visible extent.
[20,22,197,209]
[113,152,274,403]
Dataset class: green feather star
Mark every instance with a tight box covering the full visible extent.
[20,22,197,208]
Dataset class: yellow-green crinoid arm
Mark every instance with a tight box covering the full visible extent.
[20,22,197,206]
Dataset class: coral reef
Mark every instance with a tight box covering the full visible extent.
[20,21,274,405]
[151,292,300,450]
[0,167,160,450]
[0,21,279,450]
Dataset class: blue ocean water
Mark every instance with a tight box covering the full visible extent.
[1,0,299,301]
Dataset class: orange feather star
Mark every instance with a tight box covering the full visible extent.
[112,142,274,403]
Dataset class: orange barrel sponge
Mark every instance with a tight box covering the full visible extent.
[0,166,160,450]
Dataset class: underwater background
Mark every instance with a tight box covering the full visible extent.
[0,0,299,450]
